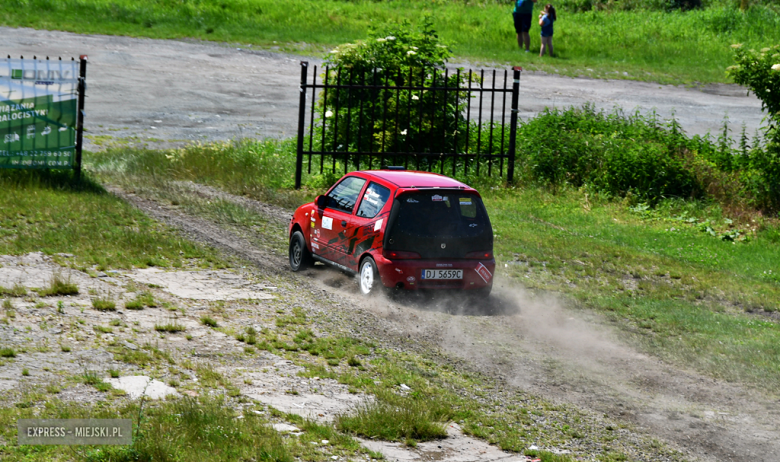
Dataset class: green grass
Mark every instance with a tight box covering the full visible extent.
[200,316,218,328]
[37,273,78,297]
[124,290,157,310]
[90,139,310,209]
[0,348,17,358]
[155,322,186,333]
[0,284,27,297]
[336,389,450,442]
[0,394,374,462]
[2,0,780,83]
[485,186,780,391]
[91,296,117,311]
[0,170,224,270]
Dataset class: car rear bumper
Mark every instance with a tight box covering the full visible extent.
[374,255,495,290]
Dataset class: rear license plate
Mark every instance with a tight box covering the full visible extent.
[421,269,463,280]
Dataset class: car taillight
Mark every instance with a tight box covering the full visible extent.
[383,250,421,260]
[466,251,493,259]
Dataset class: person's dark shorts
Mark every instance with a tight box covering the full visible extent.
[513,13,532,34]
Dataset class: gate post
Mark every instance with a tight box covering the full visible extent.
[507,66,521,185]
[75,55,88,181]
[295,61,309,189]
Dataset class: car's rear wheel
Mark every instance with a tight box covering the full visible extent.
[358,257,383,296]
[289,230,312,272]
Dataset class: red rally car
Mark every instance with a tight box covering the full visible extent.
[288,168,495,297]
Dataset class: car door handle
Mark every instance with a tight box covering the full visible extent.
[341,220,347,227]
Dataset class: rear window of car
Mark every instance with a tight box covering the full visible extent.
[393,191,489,238]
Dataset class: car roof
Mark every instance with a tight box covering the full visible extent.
[360,170,472,189]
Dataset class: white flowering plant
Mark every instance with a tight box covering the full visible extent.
[727,43,780,211]
[314,18,480,168]
[727,43,780,134]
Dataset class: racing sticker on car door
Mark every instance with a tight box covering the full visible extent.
[322,216,333,230]
[475,262,493,283]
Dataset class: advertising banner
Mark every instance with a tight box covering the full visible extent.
[0,58,79,169]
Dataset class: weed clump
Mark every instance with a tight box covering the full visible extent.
[38,273,78,297]
[1,348,17,358]
[336,389,451,443]
[125,291,157,310]
[0,283,27,297]
[92,296,117,311]
[201,316,218,327]
[155,322,186,333]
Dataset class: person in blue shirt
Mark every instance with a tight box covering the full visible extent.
[512,0,537,53]
[538,4,557,57]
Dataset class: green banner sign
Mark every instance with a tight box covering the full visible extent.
[1,59,79,169]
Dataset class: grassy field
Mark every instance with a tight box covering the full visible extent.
[87,135,780,395]
[2,0,780,83]
[0,170,224,272]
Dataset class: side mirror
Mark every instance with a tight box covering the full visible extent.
[315,195,328,209]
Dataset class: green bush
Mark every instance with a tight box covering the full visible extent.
[727,42,780,210]
[516,105,700,200]
[316,18,479,171]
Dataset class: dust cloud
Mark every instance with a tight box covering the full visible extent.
[308,268,780,461]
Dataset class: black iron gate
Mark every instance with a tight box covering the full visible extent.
[295,61,521,188]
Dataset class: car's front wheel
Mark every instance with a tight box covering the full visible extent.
[358,257,383,296]
[289,230,312,272]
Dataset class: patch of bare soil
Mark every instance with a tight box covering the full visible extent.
[112,184,780,462]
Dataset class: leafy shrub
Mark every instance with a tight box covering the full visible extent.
[316,18,479,171]
[727,43,780,125]
[727,42,780,209]
[516,105,701,201]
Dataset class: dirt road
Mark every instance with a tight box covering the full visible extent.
[1,27,766,152]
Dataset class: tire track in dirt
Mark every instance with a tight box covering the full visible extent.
[105,186,287,273]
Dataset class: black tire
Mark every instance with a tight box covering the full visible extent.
[289,230,312,272]
[358,257,383,296]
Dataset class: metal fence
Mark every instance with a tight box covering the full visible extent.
[0,55,87,178]
[295,61,521,188]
